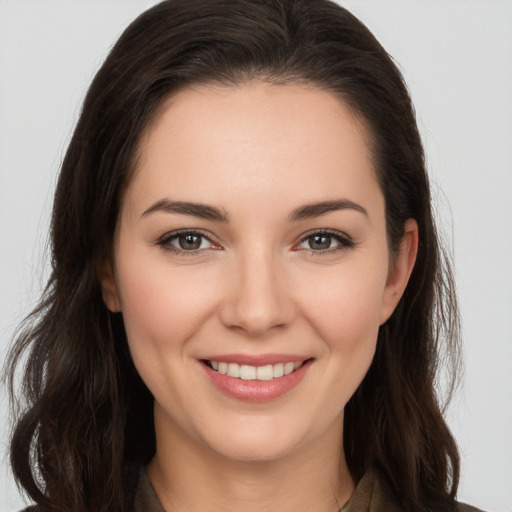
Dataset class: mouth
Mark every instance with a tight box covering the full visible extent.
[199,355,313,401]
[203,360,307,381]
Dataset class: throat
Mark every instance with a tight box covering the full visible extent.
[146,439,353,512]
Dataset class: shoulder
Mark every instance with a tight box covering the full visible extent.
[342,468,404,511]
[457,503,486,512]
[343,468,488,512]
[17,463,148,512]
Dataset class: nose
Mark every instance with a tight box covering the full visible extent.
[219,248,295,337]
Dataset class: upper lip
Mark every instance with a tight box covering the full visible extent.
[200,353,311,366]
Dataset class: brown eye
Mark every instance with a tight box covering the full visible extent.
[296,230,354,253]
[178,233,202,250]
[158,231,215,252]
[308,234,332,250]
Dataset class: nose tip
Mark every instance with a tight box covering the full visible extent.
[219,259,294,336]
[225,300,287,336]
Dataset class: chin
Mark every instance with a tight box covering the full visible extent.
[208,437,297,463]
[198,418,307,463]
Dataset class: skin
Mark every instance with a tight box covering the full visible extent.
[100,81,418,512]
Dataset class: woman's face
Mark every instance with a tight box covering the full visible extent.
[101,81,416,462]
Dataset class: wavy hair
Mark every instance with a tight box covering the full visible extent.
[5,1,460,510]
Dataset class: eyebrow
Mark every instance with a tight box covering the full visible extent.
[288,199,368,222]
[141,199,230,222]
[141,198,367,223]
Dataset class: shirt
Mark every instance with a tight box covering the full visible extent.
[132,466,485,512]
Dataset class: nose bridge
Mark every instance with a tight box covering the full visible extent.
[220,242,293,335]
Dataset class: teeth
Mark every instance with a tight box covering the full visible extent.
[284,362,295,375]
[256,365,273,381]
[273,363,284,378]
[227,363,240,378]
[209,360,304,380]
[240,365,257,380]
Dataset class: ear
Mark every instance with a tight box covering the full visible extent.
[379,219,419,325]
[97,258,122,313]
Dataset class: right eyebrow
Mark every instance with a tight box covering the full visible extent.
[141,199,230,222]
[288,199,368,222]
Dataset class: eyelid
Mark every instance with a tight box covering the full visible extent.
[293,228,355,252]
[156,228,222,254]
[155,228,354,255]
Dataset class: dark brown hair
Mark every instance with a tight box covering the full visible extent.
[6,1,461,511]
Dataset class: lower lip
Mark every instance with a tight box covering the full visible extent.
[201,360,313,402]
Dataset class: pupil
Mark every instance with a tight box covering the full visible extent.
[179,234,201,250]
[309,234,331,250]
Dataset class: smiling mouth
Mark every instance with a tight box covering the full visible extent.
[204,360,308,381]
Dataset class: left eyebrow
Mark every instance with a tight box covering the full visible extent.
[288,199,368,222]
[141,199,230,222]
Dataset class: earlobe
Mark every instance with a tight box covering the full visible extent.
[379,219,419,325]
[97,259,122,313]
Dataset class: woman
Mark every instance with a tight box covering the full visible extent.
[5,0,483,511]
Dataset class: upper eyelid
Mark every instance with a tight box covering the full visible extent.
[158,228,218,243]
[294,229,355,251]
[297,228,352,241]
[155,230,223,256]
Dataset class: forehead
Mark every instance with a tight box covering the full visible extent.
[126,81,380,216]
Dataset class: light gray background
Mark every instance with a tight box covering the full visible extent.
[1,1,511,511]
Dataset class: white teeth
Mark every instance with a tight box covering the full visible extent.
[284,362,295,375]
[256,364,274,381]
[209,360,305,380]
[227,363,240,378]
[273,363,284,378]
[240,365,257,380]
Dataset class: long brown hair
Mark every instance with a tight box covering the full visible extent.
[5,1,461,510]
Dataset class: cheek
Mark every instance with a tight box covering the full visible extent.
[115,253,225,423]
[115,252,221,357]
[315,286,381,390]
[299,262,387,352]
[295,257,388,407]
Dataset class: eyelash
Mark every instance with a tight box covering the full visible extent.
[295,229,355,255]
[156,229,354,256]
[156,229,219,255]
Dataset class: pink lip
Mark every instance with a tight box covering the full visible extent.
[199,357,313,402]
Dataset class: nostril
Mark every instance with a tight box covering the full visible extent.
[217,263,296,335]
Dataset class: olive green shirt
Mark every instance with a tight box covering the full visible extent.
[18,465,484,511]
[133,467,484,512]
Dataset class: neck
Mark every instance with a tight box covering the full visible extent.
[147,406,355,512]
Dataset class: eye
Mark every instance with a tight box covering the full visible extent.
[157,230,217,253]
[296,230,354,253]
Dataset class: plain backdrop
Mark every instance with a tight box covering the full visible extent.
[1,1,511,511]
